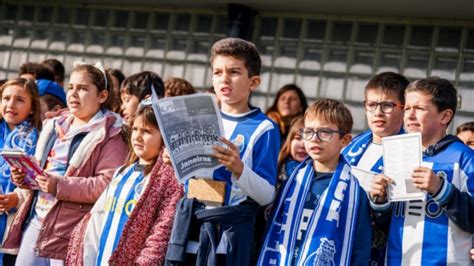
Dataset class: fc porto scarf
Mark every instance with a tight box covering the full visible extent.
[342,128,404,173]
[258,156,360,266]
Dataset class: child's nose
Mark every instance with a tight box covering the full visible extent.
[221,72,230,83]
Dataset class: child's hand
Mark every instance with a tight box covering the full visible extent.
[162,148,172,166]
[370,174,393,203]
[411,166,442,195]
[0,192,19,212]
[470,249,474,260]
[213,137,244,178]
[11,167,28,188]
[36,174,59,195]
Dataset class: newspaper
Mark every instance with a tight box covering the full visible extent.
[382,132,425,202]
[151,93,224,183]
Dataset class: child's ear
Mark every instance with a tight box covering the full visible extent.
[249,76,261,92]
[98,90,109,104]
[440,109,454,125]
[341,133,352,148]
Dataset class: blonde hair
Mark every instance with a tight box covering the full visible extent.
[278,116,304,171]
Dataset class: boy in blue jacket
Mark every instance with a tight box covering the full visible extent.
[371,77,474,265]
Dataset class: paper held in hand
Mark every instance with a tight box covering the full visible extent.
[151,92,225,184]
[382,132,425,202]
[0,149,42,190]
[351,166,377,193]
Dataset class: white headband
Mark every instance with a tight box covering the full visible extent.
[73,61,108,89]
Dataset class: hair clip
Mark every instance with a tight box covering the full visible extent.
[138,98,152,109]
[73,61,108,89]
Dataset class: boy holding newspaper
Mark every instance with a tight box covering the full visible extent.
[165,38,280,265]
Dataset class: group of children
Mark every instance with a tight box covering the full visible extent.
[0,36,471,266]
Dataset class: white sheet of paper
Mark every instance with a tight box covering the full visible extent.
[351,166,377,193]
[382,132,425,202]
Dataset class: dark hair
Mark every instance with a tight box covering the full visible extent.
[0,78,42,131]
[365,72,409,104]
[278,116,304,171]
[124,105,161,175]
[210,37,261,77]
[0,79,7,87]
[266,84,308,137]
[164,77,196,97]
[42,58,65,83]
[121,71,165,100]
[305,98,353,135]
[41,94,67,110]
[405,77,457,125]
[106,68,126,113]
[456,121,474,135]
[266,84,308,116]
[18,62,55,81]
[72,64,114,110]
[107,68,126,87]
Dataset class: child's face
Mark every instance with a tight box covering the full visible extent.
[120,92,140,124]
[365,90,404,141]
[131,115,162,165]
[290,120,307,162]
[1,85,32,130]
[67,70,108,123]
[211,55,260,113]
[303,117,350,169]
[277,90,302,118]
[457,130,474,149]
[404,91,452,147]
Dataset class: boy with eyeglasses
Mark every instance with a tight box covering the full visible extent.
[259,99,371,265]
[342,72,409,265]
[370,77,474,265]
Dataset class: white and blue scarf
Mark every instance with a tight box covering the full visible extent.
[342,129,404,173]
[258,156,360,266]
[0,119,38,251]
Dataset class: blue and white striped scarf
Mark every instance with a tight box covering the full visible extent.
[258,156,360,266]
[96,163,145,265]
[342,128,404,173]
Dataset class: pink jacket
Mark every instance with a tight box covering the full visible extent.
[3,110,128,260]
[66,151,183,265]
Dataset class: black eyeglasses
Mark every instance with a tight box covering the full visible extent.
[364,101,403,114]
[299,127,345,142]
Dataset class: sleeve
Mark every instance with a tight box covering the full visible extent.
[12,188,30,209]
[351,186,372,265]
[55,134,128,204]
[232,125,280,206]
[135,179,184,265]
[436,186,474,233]
[432,151,474,233]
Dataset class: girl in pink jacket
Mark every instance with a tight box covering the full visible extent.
[67,102,183,265]
[7,62,128,265]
